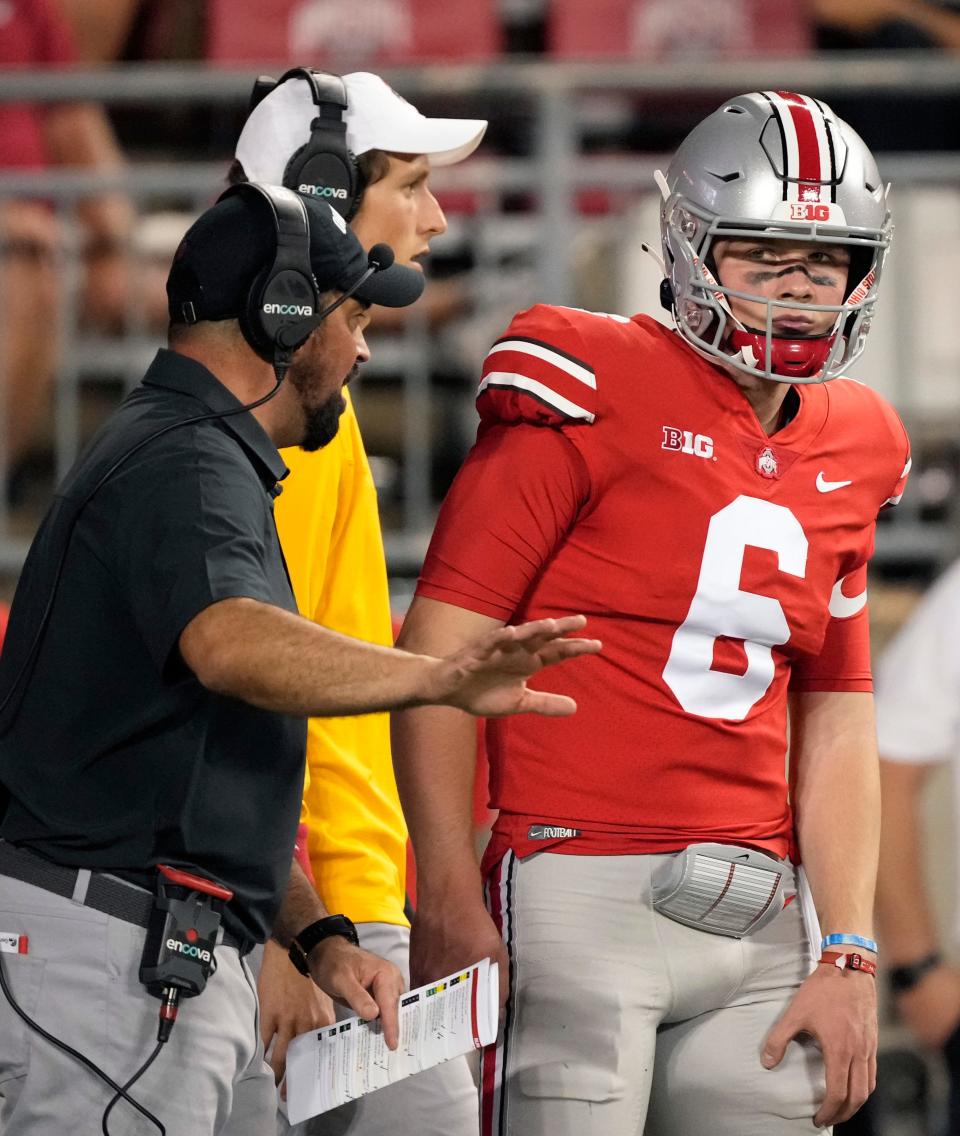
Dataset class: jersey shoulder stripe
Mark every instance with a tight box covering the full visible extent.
[478,372,595,423]
[479,322,598,427]
[486,336,597,389]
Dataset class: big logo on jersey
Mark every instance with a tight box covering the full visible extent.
[662,427,714,459]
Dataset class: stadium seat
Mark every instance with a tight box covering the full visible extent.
[205,0,501,66]
[548,0,811,59]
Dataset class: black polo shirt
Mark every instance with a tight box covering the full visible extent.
[0,349,307,944]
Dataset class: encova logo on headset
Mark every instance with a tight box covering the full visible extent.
[166,937,213,963]
[298,184,349,200]
[262,302,314,315]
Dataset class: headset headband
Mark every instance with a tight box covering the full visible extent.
[247,68,361,221]
[276,67,348,120]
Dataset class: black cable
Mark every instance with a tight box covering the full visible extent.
[101,1039,166,1136]
[0,951,165,1135]
[0,362,288,732]
[0,363,290,1123]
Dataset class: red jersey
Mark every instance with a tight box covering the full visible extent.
[0,0,77,171]
[418,307,910,863]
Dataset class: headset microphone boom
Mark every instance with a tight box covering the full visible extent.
[275,241,394,352]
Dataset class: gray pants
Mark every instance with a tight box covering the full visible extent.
[0,873,276,1135]
[483,850,828,1136]
[270,922,479,1136]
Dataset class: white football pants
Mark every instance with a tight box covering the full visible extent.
[481,850,829,1136]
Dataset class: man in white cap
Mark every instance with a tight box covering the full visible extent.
[231,70,486,1135]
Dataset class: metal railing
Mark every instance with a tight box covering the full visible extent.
[2,57,960,577]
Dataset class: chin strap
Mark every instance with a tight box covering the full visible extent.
[728,328,837,379]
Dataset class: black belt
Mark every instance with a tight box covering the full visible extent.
[0,841,250,954]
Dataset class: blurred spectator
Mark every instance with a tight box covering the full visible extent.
[813,0,960,152]
[873,560,960,1134]
[0,0,135,478]
[550,0,811,59]
[53,0,143,62]
[813,0,960,49]
[56,0,205,64]
[205,0,500,67]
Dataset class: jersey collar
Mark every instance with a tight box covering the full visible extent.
[142,349,289,487]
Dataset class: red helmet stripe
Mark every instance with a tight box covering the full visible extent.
[776,91,823,200]
[764,90,836,204]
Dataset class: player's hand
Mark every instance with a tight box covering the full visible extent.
[896,962,960,1049]
[761,964,877,1127]
[306,936,406,1050]
[257,938,336,1084]
[411,894,510,1007]
[434,615,601,718]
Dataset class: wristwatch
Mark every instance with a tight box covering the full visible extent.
[889,952,942,994]
[288,914,360,976]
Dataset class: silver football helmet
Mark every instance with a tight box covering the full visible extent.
[658,91,891,383]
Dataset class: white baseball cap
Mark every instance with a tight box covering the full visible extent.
[235,71,487,185]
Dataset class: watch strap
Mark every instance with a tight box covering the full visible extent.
[889,951,942,994]
[288,914,360,976]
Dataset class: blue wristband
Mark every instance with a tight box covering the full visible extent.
[820,933,878,955]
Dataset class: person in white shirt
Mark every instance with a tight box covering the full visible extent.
[875,558,960,1133]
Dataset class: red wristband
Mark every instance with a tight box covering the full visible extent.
[819,951,877,977]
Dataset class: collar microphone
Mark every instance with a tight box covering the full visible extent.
[275,243,395,351]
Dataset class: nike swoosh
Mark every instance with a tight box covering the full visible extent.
[816,472,852,493]
[829,578,868,619]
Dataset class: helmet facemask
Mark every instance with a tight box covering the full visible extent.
[658,92,892,385]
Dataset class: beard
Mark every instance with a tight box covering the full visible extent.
[289,363,357,451]
[300,391,347,451]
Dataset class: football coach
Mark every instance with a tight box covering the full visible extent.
[0,183,599,1136]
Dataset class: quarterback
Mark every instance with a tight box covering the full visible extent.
[393,91,910,1135]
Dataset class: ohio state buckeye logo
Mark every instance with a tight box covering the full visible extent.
[755,446,780,479]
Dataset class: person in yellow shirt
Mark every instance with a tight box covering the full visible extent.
[232,70,487,1135]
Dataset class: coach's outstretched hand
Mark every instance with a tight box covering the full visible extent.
[432,615,601,717]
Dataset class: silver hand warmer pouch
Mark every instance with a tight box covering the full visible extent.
[650,843,788,938]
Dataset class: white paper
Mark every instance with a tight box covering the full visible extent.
[285,957,499,1124]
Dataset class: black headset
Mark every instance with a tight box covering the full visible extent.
[219,181,393,368]
[218,182,322,364]
[249,68,362,221]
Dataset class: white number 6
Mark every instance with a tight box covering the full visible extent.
[662,495,808,720]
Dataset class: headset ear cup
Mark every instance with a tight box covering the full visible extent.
[271,70,361,218]
[239,266,276,362]
[283,141,359,220]
[243,261,319,361]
